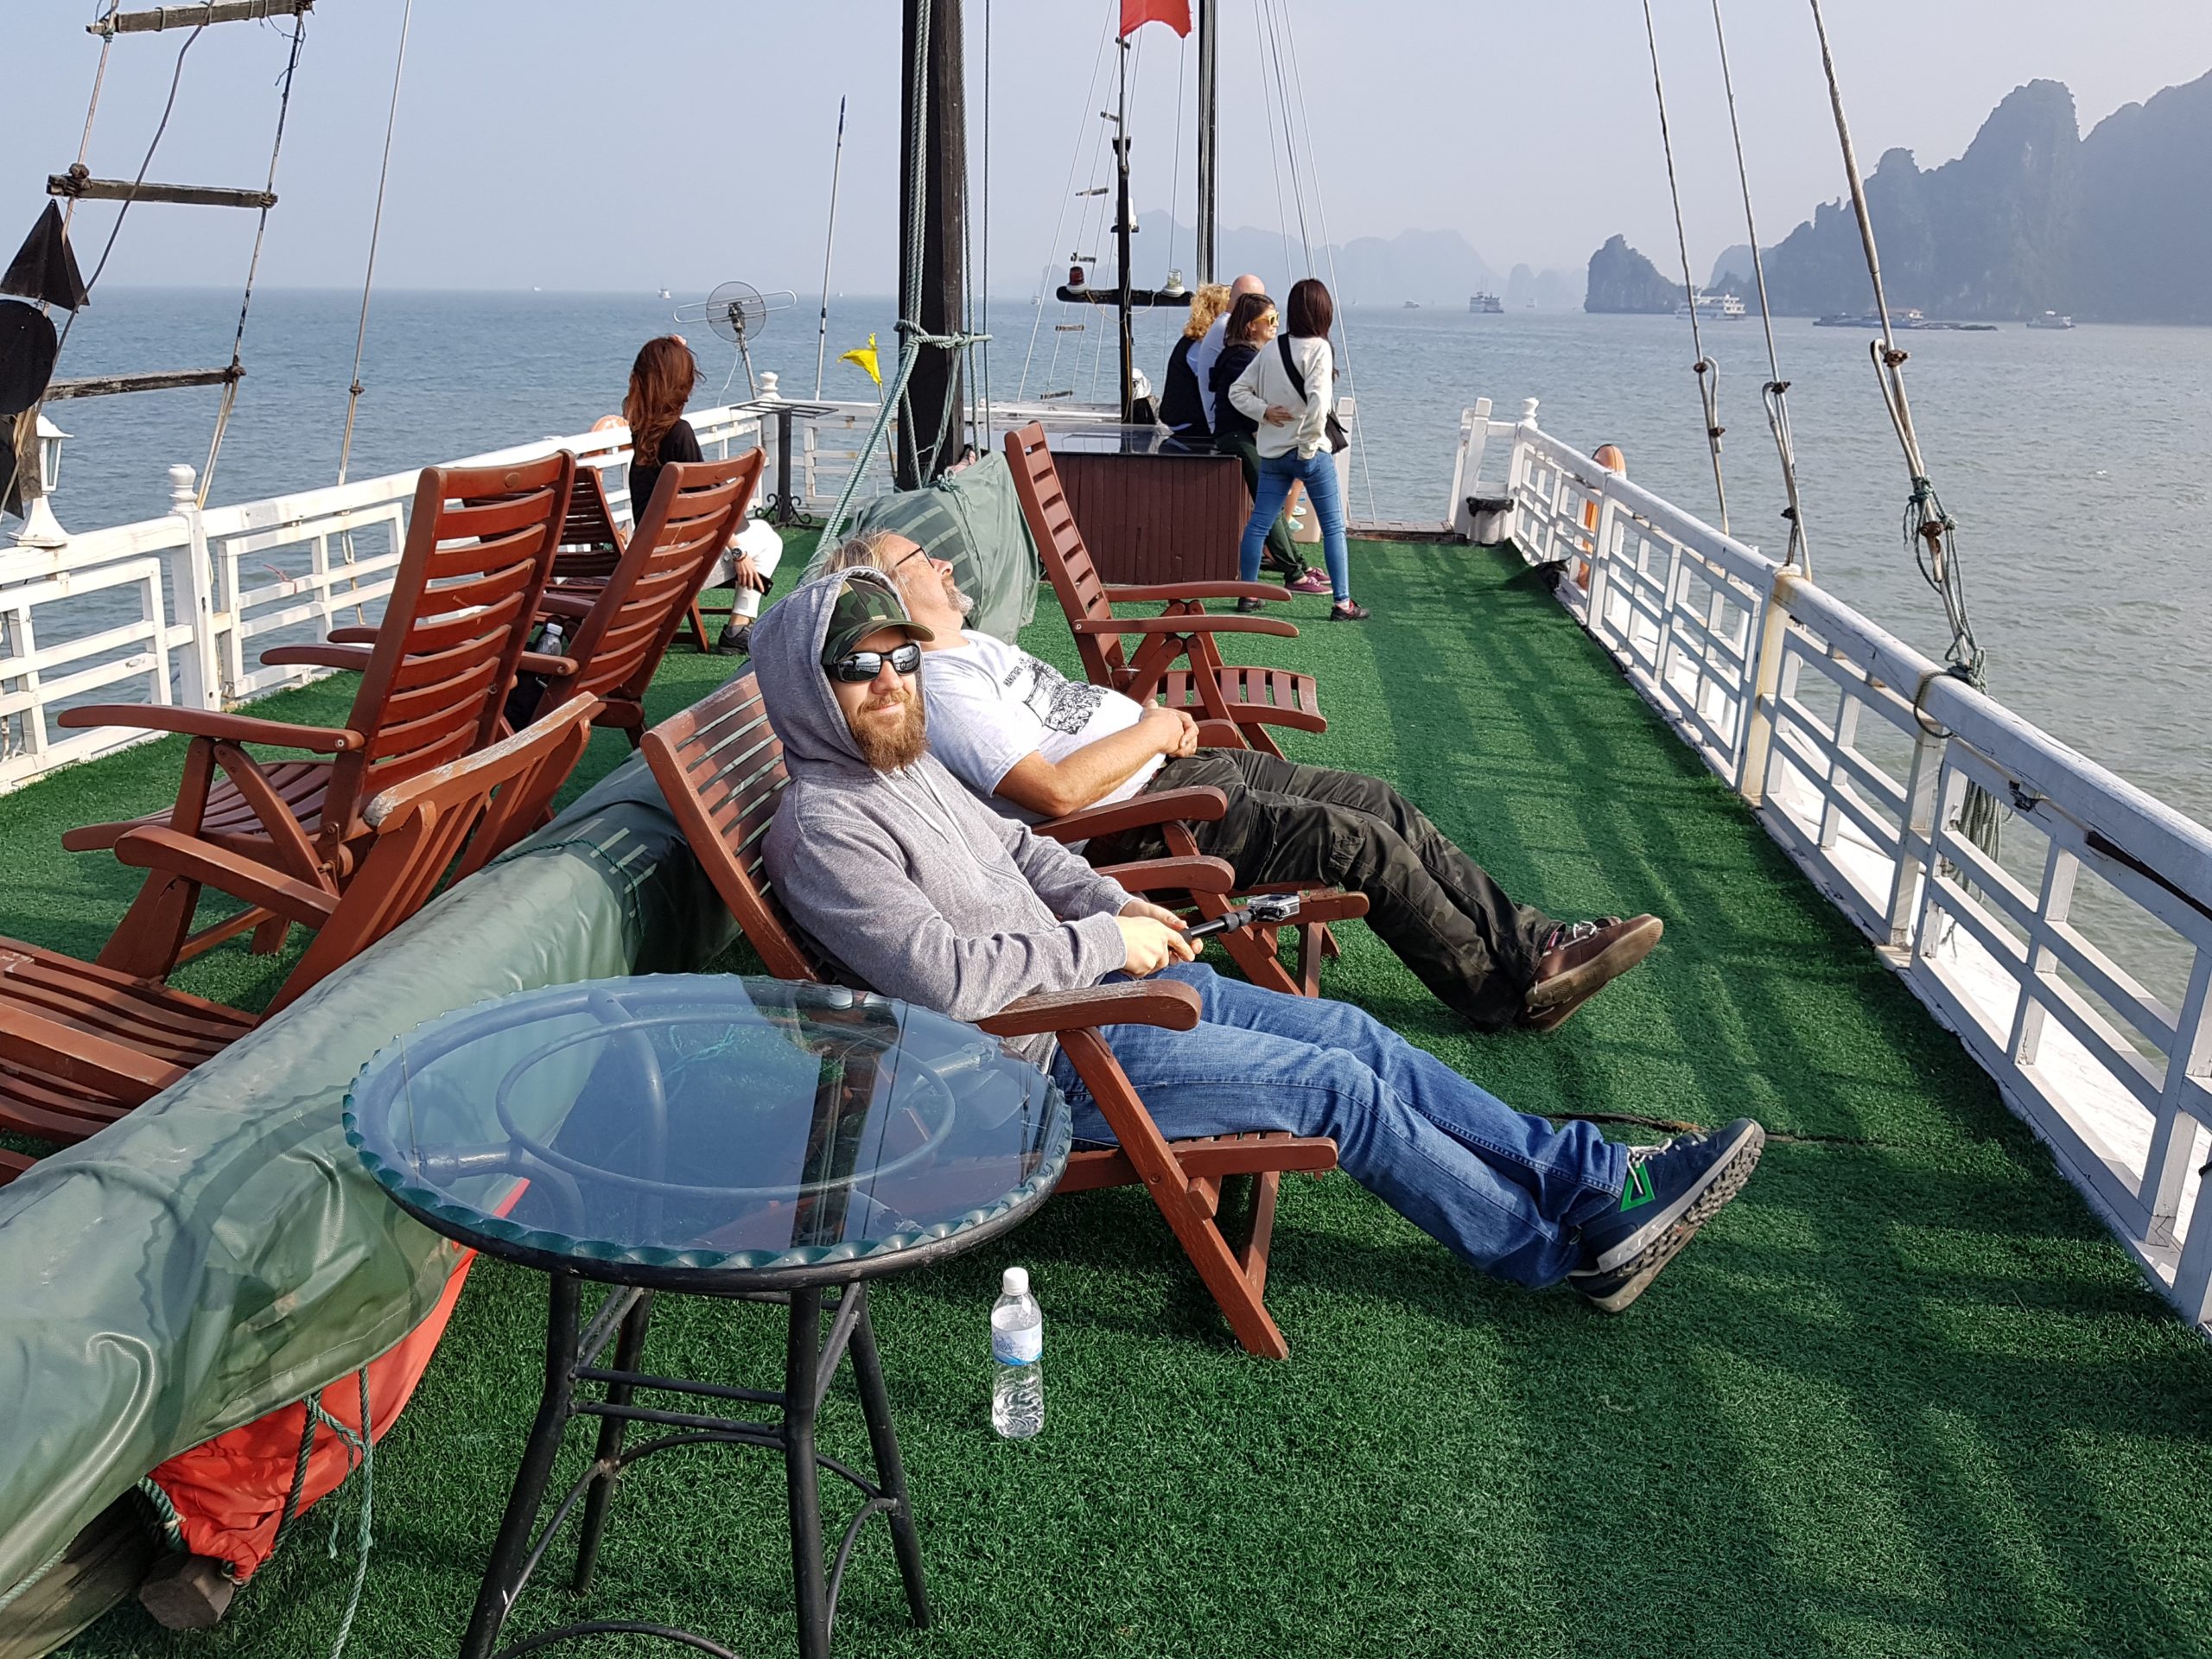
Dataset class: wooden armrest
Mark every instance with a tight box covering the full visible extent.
[1069,615,1299,639]
[55,703,365,752]
[259,643,373,671]
[1093,855,1238,895]
[113,827,340,928]
[1035,786,1230,844]
[979,979,1203,1039]
[517,651,580,678]
[536,590,597,620]
[326,625,378,644]
[1192,721,1244,748]
[1104,582,1291,604]
[0,1001,189,1107]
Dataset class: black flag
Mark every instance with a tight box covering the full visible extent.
[1,203,91,313]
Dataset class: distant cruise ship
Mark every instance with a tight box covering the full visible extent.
[1469,292,1504,314]
[1677,289,1749,321]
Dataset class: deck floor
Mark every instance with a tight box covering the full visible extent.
[14,543,2212,1658]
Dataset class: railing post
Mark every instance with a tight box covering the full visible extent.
[166,463,221,710]
[1737,566,1799,806]
[1446,398,1493,537]
[1883,714,1948,947]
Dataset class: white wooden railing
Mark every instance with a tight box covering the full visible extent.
[0,391,1135,794]
[1458,400,2212,1325]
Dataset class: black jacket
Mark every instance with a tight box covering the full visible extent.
[1160,336,1210,438]
[1210,342,1260,442]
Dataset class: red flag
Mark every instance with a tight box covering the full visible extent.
[1121,0,1192,38]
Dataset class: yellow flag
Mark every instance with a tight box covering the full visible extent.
[838,332,882,388]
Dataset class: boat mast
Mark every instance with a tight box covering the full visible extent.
[897,0,967,487]
[1196,0,1217,285]
[1113,38,1136,420]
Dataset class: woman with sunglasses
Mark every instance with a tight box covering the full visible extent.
[1211,292,1326,605]
[1227,278,1363,620]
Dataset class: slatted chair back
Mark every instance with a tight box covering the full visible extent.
[266,696,602,1014]
[546,451,764,739]
[550,465,629,586]
[641,671,821,982]
[1003,422,1134,687]
[321,454,573,849]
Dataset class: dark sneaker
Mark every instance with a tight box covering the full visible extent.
[1569,1117,1765,1313]
[1235,596,1265,613]
[1519,913,1662,1033]
[1329,601,1370,620]
[713,621,753,657]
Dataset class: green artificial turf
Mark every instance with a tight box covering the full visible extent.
[21,540,2212,1658]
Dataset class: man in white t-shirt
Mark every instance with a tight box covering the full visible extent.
[819,532,1665,1033]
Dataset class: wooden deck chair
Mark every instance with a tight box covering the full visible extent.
[310,452,763,752]
[59,454,575,980]
[548,464,629,595]
[519,451,762,742]
[642,672,1338,1359]
[1003,422,1327,760]
[0,697,601,1185]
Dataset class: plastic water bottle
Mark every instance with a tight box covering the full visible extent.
[533,618,565,656]
[990,1267,1044,1440]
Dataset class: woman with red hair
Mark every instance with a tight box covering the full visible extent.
[624,334,775,652]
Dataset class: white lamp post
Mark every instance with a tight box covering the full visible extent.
[12,415,70,550]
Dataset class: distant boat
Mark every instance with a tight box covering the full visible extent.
[658,287,672,300]
[1815,308,1995,332]
[1402,300,1420,309]
[2027,310,2075,330]
[1677,290,1749,321]
[1470,292,1503,315]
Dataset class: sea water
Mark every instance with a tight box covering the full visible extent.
[27,287,2212,987]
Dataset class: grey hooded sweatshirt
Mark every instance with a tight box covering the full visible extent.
[754,570,1133,1066]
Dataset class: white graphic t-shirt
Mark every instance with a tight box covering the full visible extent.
[923,632,1164,824]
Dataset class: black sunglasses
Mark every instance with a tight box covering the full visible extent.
[829,641,923,682]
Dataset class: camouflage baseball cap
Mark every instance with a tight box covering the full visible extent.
[821,575,934,670]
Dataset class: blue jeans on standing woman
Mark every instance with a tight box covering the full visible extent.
[1241,447,1350,602]
[1048,963,1626,1287]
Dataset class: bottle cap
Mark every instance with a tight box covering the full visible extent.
[1001,1266,1029,1297]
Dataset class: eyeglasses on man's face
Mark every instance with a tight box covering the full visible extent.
[830,641,923,683]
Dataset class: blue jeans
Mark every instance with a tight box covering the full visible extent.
[1047,964,1625,1287]
[1241,448,1350,601]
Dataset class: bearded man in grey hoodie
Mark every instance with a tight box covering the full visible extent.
[753,570,1764,1313]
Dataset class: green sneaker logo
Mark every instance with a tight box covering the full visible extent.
[1620,1165,1656,1211]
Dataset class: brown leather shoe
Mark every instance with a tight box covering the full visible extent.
[1519,913,1663,1033]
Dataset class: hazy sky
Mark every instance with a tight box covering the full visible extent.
[8,1,2208,299]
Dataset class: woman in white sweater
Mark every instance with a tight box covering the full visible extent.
[1227,277,1365,620]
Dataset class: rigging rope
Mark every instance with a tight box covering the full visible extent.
[54,22,207,359]
[337,0,414,486]
[1257,1,1313,273]
[1276,0,1378,521]
[199,9,308,506]
[1637,0,1729,536]
[58,3,122,250]
[1017,7,1114,401]
[1251,1,1294,279]
[1805,0,1999,855]
[1709,0,1810,571]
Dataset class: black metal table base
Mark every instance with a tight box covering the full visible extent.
[460,1273,930,1659]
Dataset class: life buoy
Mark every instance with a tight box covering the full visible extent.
[1576,444,1627,588]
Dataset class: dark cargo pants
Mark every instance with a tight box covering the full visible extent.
[1090,747,1559,1030]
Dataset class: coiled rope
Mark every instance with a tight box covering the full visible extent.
[1709,0,1811,572]
[1638,0,1729,536]
[1806,0,2000,855]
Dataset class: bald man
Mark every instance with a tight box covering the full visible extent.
[1186,272,1266,431]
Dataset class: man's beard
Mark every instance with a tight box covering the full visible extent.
[942,571,977,619]
[851,685,930,772]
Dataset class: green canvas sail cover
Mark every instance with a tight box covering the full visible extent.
[0,756,735,1605]
[802,451,1040,642]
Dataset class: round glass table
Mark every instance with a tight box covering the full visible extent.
[345,975,1070,1659]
